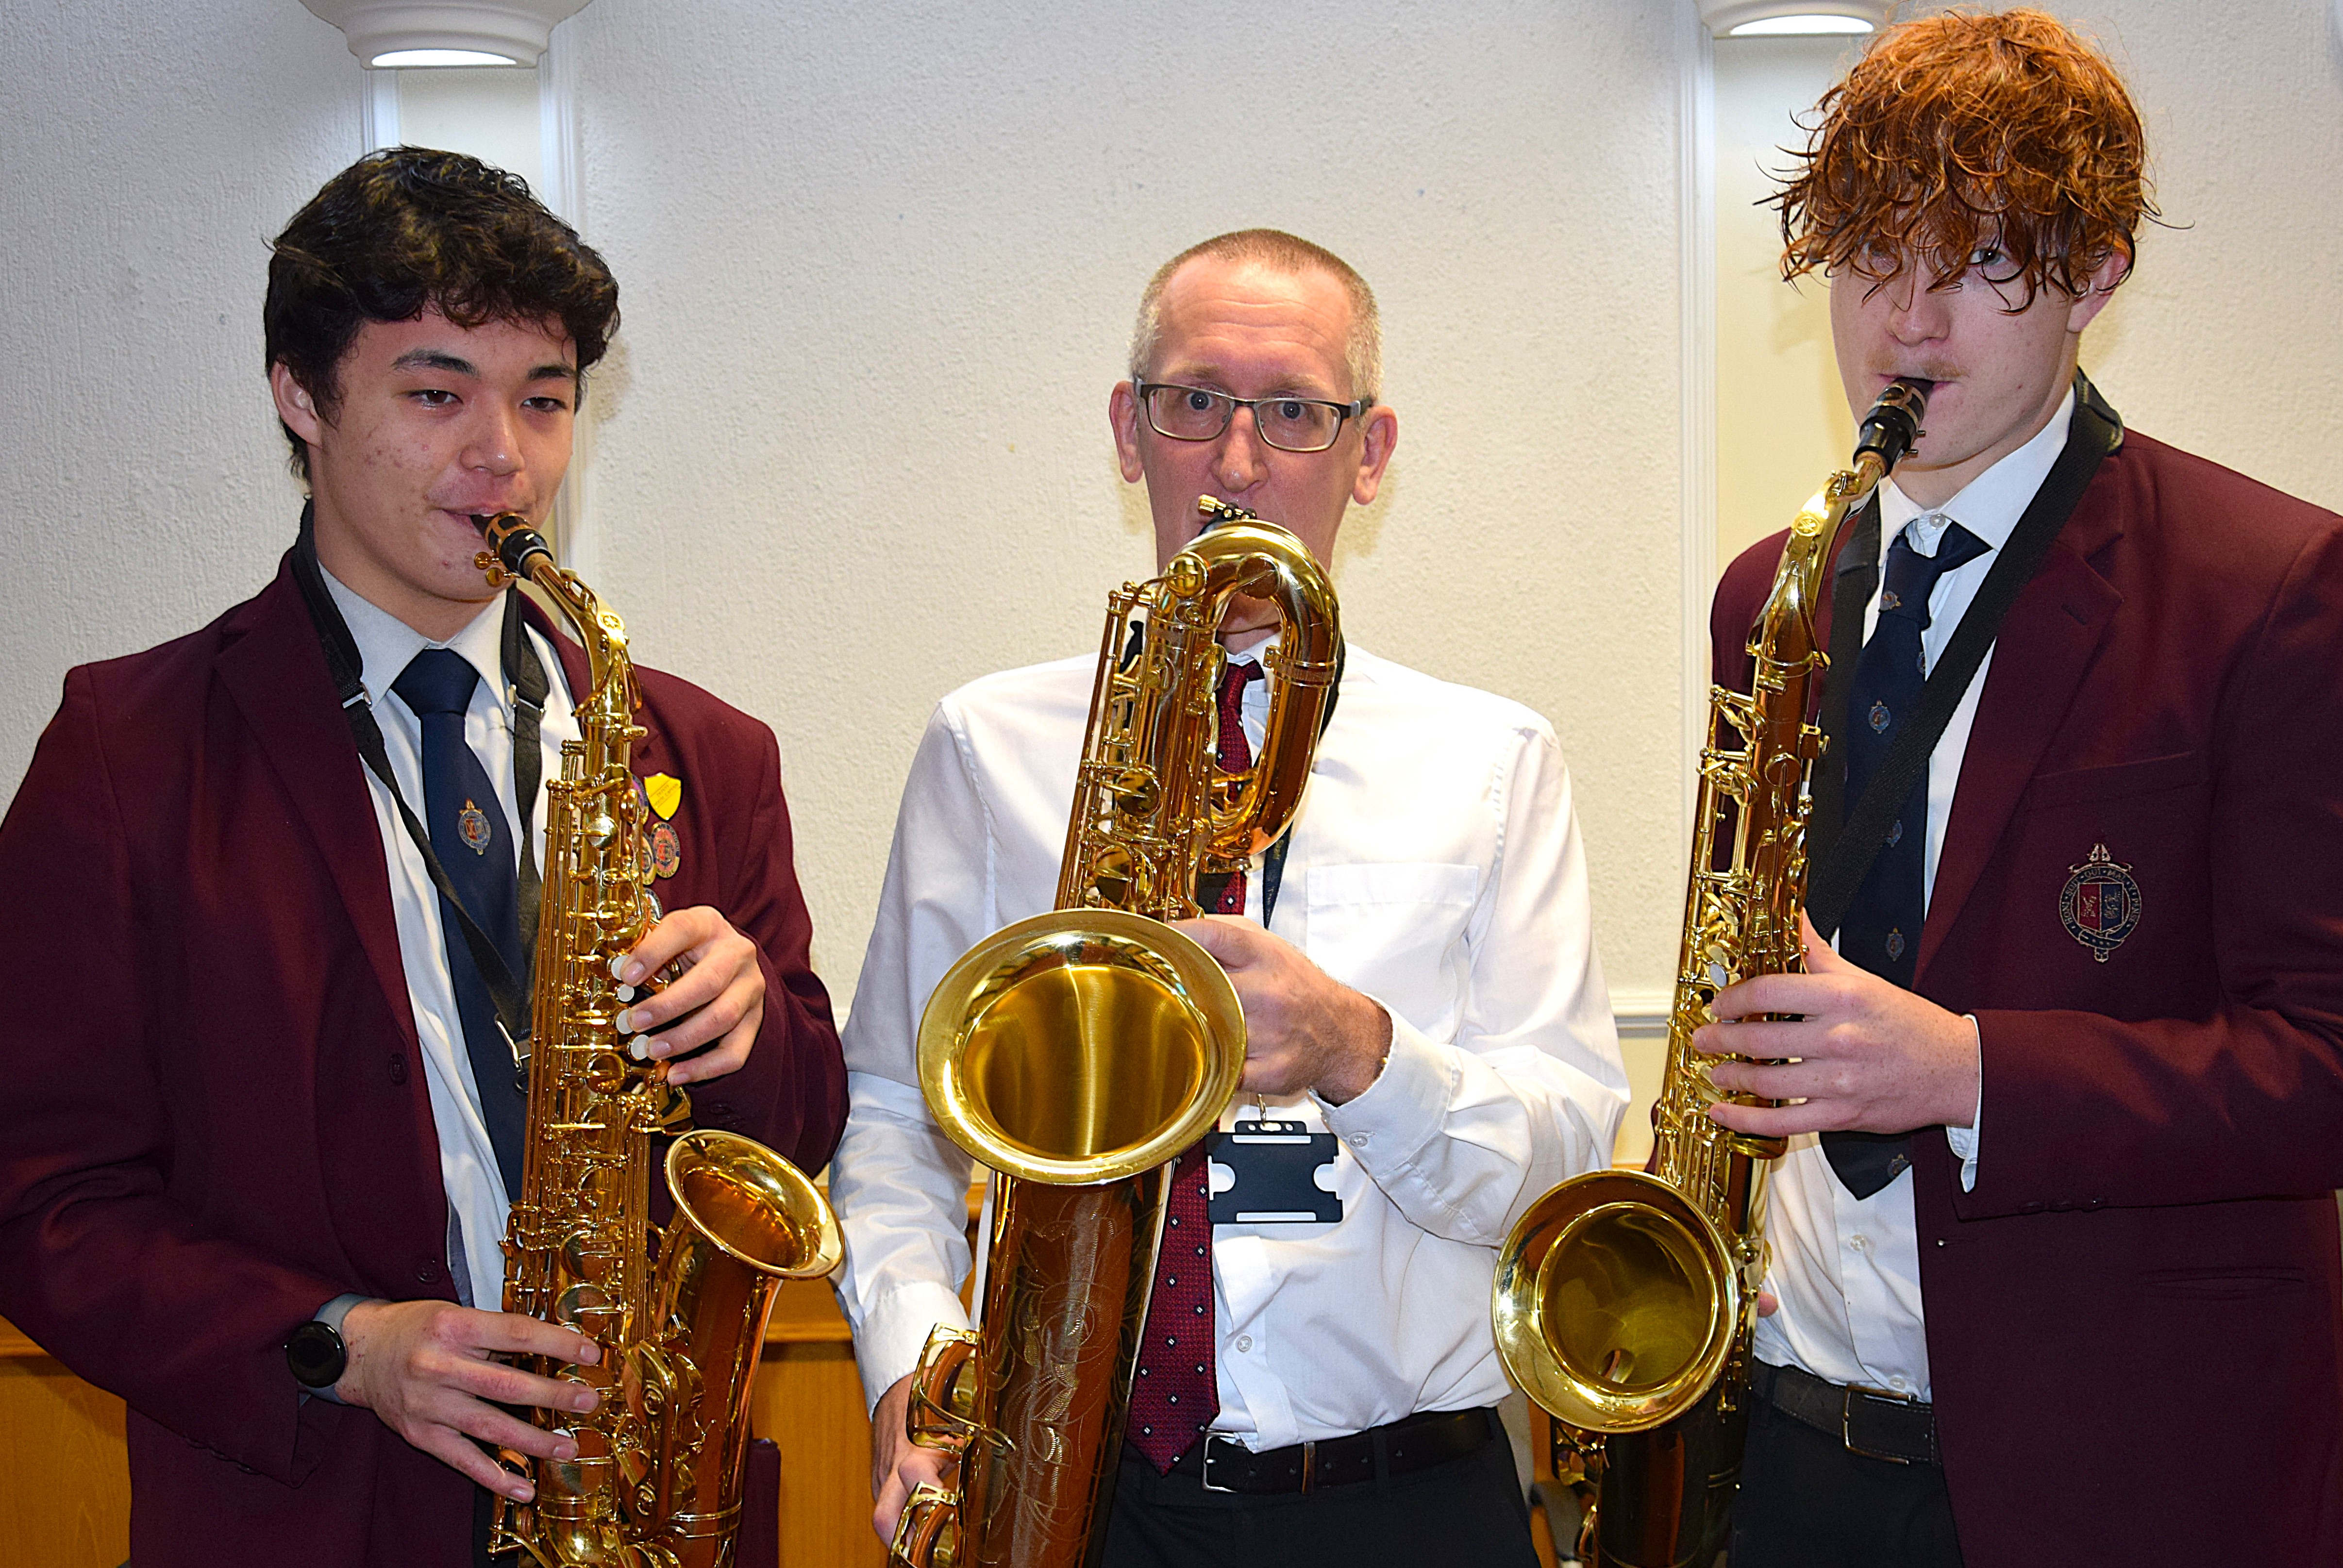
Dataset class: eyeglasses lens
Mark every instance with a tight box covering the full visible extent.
[1143,386,1342,453]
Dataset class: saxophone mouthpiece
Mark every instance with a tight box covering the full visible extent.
[472,511,555,582]
[1855,378,1932,471]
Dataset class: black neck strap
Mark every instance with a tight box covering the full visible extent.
[1805,371,2124,938]
[290,506,551,1073]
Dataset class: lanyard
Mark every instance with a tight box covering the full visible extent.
[288,508,551,1076]
[1805,373,2123,936]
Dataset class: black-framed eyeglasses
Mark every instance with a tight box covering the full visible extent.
[1134,380,1372,454]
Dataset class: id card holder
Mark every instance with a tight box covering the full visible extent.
[1205,1119,1341,1224]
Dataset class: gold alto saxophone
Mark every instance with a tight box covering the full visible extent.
[473,513,844,1568]
[888,498,1342,1568]
[1491,381,1931,1568]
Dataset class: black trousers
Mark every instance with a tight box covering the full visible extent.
[1101,1428,1540,1568]
[1729,1397,1963,1568]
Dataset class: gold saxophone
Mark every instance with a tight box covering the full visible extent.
[472,513,844,1568]
[889,498,1342,1568]
[1491,381,1931,1568]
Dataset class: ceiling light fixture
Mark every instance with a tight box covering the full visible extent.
[1700,0,1889,36]
[300,1,593,67]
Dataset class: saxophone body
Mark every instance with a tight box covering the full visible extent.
[473,514,843,1568]
[889,499,1341,1568]
[1491,382,1931,1568]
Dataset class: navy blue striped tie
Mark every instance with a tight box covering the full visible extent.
[391,649,529,1195]
[1824,519,1989,1200]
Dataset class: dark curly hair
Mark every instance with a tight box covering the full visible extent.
[1775,8,2156,309]
[265,148,620,481]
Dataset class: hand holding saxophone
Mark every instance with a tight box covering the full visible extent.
[335,1300,601,1502]
[1695,910,1981,1136]
[868,1373,952,1545]
[610,903,768,1085]
[1176,916,1393,1103]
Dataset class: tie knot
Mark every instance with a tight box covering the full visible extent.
[391,648,482,717]
[1879,519,1989,626]
[1220,658,1263,702]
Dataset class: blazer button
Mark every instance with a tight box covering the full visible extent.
[416,1258,442,1284]
[387,1054,409,1086]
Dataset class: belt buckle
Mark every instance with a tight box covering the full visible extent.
[1199,1434,1238,1493]
[1840,1383,1922,1466]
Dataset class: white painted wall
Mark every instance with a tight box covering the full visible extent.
[3,1,2338,1123]
[557,0,1690,1005]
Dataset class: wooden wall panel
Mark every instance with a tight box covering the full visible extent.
[0,1280,881,1568]
[0,1325,131,1568]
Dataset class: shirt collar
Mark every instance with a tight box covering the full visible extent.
[320,567,509,716]
[1879,384,2074,556]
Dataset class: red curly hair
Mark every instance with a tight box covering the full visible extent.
[1775,8,2156,307]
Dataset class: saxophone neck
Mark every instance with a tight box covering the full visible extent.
[1175,513,1342,861]
[471,511,637,720]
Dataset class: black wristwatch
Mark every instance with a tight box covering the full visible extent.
[285,1293,368,1397]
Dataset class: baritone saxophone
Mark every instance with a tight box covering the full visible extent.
[1491,381,1931,1568]
[473,513,843,1568]
[889,498,1342,1568]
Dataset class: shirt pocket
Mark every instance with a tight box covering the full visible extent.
[1303,862,1482,1033]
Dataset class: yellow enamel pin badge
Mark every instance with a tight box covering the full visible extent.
[643,772,683,879]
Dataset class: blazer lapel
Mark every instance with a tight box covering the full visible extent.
[214,558,418,1049]
[1916,493,2125,980]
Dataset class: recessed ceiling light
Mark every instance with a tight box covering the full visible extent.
[300,1,593,69]
[368,49,518,67]
[1728,15,1875,35]
[1700,0,1888,36]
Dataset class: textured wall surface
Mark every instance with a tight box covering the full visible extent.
[560,0,1690,998]
[3,0,2338,1021]
[0,2,357,787]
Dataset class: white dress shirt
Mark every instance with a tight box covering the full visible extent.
[322,572,578,1308]
[1752,387,2073,1400]
[829,642,1627,1450]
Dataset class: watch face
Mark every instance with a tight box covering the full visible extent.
[285,1320,347,1390]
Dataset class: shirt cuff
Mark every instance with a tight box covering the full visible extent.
[1313,1003,1453,1172]
[850,1280,973,1417]
[1941,1015,1983,1192]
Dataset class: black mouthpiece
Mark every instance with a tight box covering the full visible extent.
[1855,378,1932,471]
[473,512,553,580]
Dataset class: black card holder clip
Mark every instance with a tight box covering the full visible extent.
[1205,1118,1341,1224]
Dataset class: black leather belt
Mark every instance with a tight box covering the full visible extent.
[1155,1406,1502,1495]
[1753,1359,1937,1466]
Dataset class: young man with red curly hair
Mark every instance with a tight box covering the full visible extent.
[1697,10,2343,1566]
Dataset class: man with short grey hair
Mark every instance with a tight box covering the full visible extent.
[830,229,1629,1566]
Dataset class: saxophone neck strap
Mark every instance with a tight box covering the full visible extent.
[1806,371,2124,940]
[290,506,548,1074]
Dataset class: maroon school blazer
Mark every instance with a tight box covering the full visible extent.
[1713,422,2343,1565]
[0,551,847,1567]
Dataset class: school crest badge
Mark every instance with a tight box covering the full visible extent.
[649,819,682,880]
[457,799,494,855]
[2060,843,2141,963]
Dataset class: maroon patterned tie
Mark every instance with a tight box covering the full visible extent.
[1125,658,1258,1470]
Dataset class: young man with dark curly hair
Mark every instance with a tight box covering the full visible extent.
[0,149,848,1567]
[1694,10,2343,1565]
